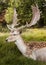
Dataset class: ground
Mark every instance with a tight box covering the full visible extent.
[0,28,46,65]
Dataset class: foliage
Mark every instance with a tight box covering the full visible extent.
[0,24,9,32]
[16,0,32,25]
[0,0,9,13]
[37,0,46,27]
[5,7,13,24]
[15,0,46,26]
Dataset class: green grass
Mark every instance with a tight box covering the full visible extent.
[22,28,46,42]
[0,28,46,65]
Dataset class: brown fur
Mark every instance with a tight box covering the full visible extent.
[25,41,46,56]
[26,41,46,49]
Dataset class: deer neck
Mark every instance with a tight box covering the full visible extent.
[15,34,27,55]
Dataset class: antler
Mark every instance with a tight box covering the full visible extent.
[29,4,40,26]
[12,8,18,27]
[17,4,40,30]
[7,8,18,30]
[7,4,40,31]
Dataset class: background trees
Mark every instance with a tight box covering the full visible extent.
[0,0,46,27]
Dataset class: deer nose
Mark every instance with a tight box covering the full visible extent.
[6,39,8,42]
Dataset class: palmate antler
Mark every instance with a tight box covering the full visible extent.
[29,4,40,26]
[7,4,40,31]
[17,4,40,30]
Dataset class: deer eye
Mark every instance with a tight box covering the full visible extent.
[12,30,14,33]
[13,34,16,36]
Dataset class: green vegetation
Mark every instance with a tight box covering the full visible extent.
[5,7,13,24]
[0,25,9,32]
[22,28,46,41]
[0,29,46,65]
[0,0,46,27]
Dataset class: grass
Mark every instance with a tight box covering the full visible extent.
[0,28,46,65]
[22,28,46,42]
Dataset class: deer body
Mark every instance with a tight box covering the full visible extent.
[15,34,46,61]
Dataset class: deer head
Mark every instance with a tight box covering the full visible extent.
[6,28,20,42]
[6,4,40,42]
[6,8,20,42]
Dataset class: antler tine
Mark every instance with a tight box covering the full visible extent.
[10,8,18,29]
[12,8,18,28]
[7,8,18,30]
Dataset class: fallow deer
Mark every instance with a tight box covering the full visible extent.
[6,4,46,61]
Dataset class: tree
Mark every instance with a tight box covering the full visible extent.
[0,0,46,27]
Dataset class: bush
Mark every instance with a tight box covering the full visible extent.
[0,24,9,32]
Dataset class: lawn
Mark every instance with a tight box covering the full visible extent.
[0,28,46,65]
[22,28,46,41]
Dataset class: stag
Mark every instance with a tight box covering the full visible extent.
[6,4,46,61]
